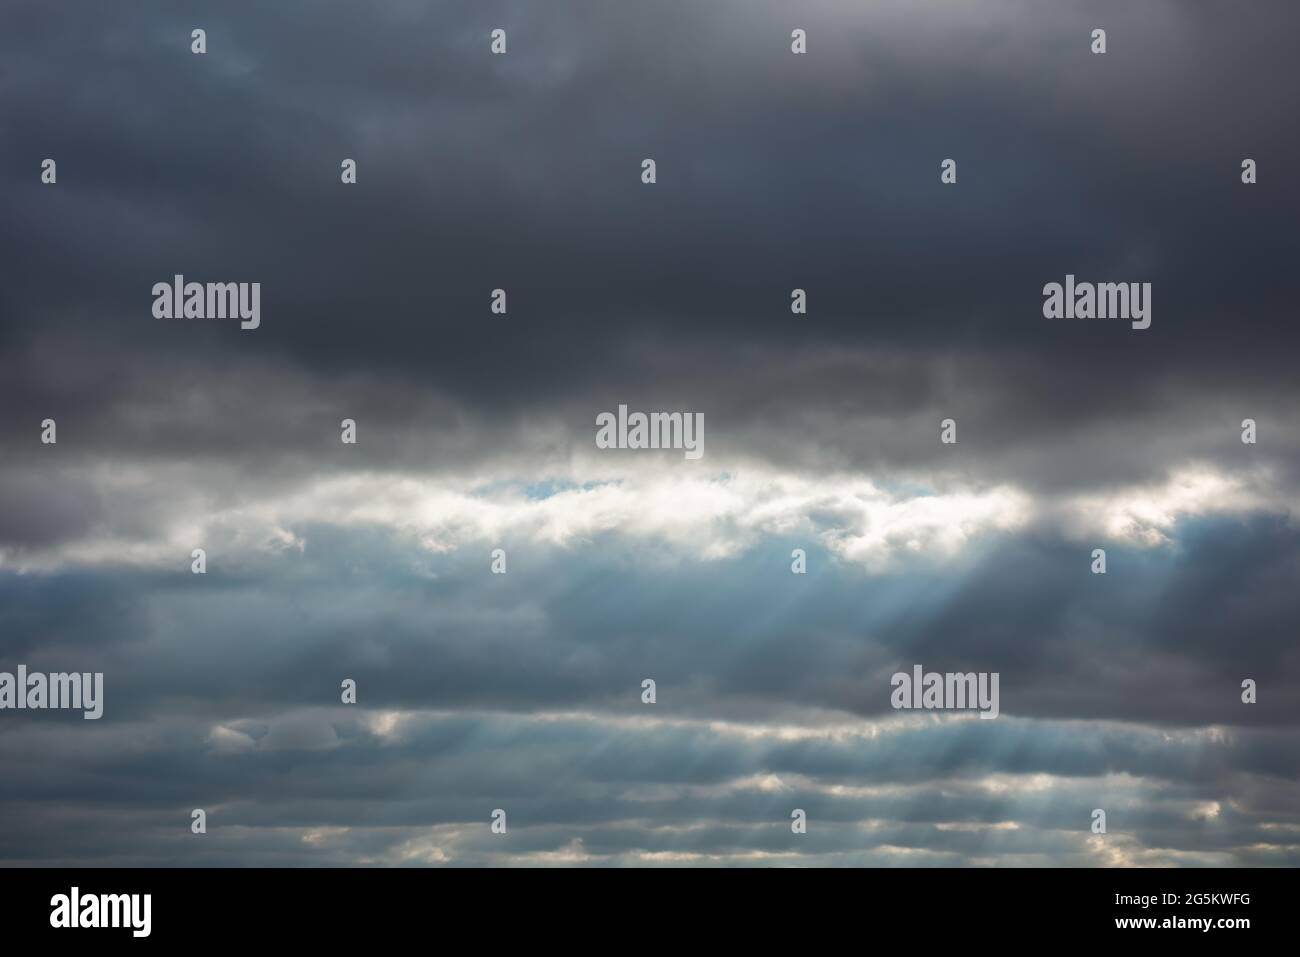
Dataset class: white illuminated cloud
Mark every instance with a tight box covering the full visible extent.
[0,457,1292,574]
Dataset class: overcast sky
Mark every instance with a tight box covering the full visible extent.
[1,0,1298,866]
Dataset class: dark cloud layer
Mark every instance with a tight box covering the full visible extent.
[2,0,1298,493]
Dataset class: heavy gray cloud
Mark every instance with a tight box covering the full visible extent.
[0,0,1297,865]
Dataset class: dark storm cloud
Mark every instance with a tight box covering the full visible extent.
[1,0,1297,482]
[0,467,102,547]
[0,335,1296,506]
[1,0,1298,866]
